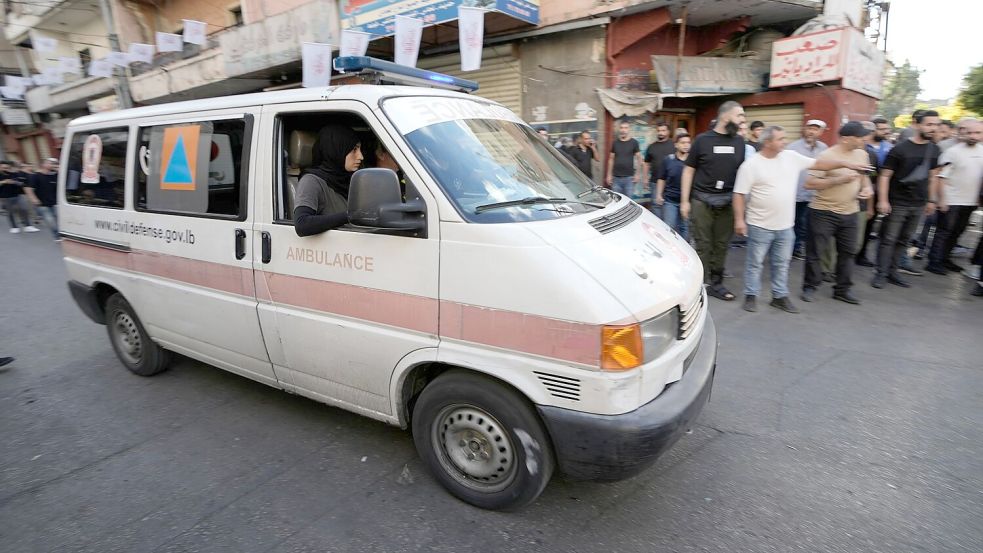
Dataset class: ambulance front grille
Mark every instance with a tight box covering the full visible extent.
[678,290,705,340]
[588,202,642,234]
[534,372,581,401]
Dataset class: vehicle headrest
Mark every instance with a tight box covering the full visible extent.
[289,130,316,168]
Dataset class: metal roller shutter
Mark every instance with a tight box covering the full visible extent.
[743,104,805,141]
[418,51,521,114]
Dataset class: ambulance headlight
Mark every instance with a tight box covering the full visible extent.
[641,308,678,364]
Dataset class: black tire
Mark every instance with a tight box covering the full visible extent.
[104,293,171,376]
[411,370,554,510]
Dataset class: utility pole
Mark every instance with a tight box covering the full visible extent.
[97,0,133,109]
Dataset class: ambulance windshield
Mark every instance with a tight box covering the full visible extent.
[383,96,611,223]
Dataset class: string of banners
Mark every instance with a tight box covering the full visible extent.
[302,7,486,88]
[10,9,486,97]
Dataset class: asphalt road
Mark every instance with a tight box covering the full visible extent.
[1,225,981,553]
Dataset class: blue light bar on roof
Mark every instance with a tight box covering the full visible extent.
[333,56,479,93]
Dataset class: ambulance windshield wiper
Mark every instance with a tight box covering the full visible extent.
[474,196,604,214]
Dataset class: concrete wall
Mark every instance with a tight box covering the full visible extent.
[520,26,606,125]
[240,0,315,25]
[122,0,244,40]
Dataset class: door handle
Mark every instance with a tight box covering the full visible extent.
[234,229,246,260]
[261,231,271,264]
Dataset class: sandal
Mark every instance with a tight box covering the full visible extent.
[707,283,735,301]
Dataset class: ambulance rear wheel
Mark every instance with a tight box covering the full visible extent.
[412,371,554,510]
[105,293,171,376]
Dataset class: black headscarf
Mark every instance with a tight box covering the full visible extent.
[303,124,360,198]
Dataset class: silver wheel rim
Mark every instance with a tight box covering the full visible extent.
[112,310,143,365]
[431,404,517,493]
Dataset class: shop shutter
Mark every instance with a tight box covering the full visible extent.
[743,104,805,141]
[418,50,521,115]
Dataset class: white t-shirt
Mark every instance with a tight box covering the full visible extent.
[939,143,983,206]
[734,150,816,230]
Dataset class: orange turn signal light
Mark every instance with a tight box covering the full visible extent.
[601,324,643,371]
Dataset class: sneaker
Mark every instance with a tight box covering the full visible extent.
[951,245,971,258]
[24,225,40,233]
[963,267,982,280]
[887,275,911,288]
[943,260,964,273]
[743,295,757,312]
[9,227,20,234]
[855,256,875,267]
[973,282,983,297]
[832,291,861,305]
[770,297,800,314]
[800,288,816,302]
[871,275,886,289]
[899,266,924,276]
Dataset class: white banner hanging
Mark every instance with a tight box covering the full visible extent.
[0,86,24,100]
[156,32,183,53]
[31,74,46,86]
[42,66,64,85]
[33,35,57,53]
[58,56,82,75]
[88,58,114,78]
[183,19,207,45]
[129,43,155,64]
[394,16,423,68]
[458,7,485,72]
[302,42,332,88]
[340,30,371,58]
[5,75,30,93]
[107,51,130,67]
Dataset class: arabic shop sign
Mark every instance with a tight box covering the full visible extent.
[769,27,884,99]
[340,0,539,37]
[651,55,770,94]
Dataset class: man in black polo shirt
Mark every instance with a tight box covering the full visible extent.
[643,122,674,196]
[568,130,599,180]
[872,110,943,289]
[680,101,747,300]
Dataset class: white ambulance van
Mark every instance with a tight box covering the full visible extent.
[60,57,716,510]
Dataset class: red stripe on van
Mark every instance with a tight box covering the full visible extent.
[65,239,601,366]
[440,302,601,366]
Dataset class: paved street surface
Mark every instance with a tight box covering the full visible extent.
[1,226,981,553]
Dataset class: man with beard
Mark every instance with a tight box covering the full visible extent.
[925,119,983,275]
[568,130,599,180]
[872,110,943,289]
[680,101,747,301]
[643,122,674,198]
[606,120,642,197]
[856,117,893,266]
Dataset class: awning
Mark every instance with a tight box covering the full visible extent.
[341,0,539,37]
[595,88,662,118]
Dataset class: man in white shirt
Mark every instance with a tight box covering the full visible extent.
[733,126,871,313]
[925,119,983,274]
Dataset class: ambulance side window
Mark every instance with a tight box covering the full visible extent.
[65,127,128,209]
[135,118,248,219]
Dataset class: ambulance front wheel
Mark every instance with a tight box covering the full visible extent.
[412,370,554,510]
[105,293,171,376]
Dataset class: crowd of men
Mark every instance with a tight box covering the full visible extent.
[547,103,983,307]
[0,158,60,239]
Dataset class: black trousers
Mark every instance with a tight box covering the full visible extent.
[927,205,976,267]
[804,208,858,293]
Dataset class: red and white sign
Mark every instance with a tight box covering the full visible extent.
[458,7,484,72]
[394,15,422,68]
[769,27,884,99]
[302,42,333,88]
[81,135,103,184]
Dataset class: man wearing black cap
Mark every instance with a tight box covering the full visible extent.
[800,122,875,304]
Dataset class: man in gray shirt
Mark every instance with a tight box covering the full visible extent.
[787,120,828,259]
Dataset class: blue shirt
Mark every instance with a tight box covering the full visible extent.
[655,153,687,203]
[787,138,828,202]
[872,140,892,168]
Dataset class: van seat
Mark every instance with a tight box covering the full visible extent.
[285,130,317,218]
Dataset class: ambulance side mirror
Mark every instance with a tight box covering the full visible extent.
[348,168,426,232]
